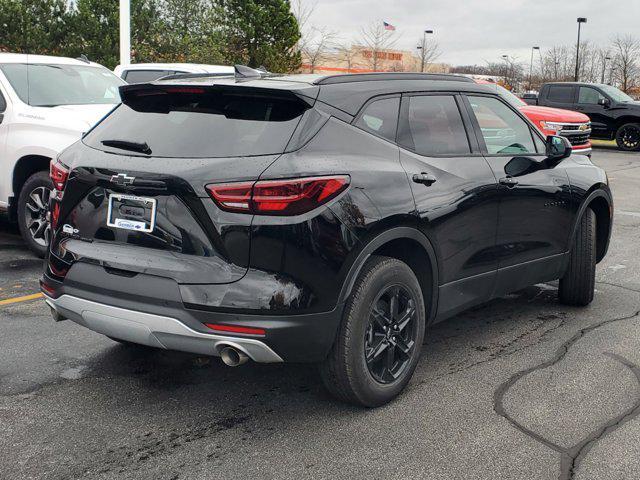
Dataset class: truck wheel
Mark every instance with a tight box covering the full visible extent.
[559,208,596,306]
[615,123,640,151]
[17,171,53,258]
[320,256,426,407]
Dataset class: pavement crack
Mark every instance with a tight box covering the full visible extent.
[596,281,640,294]
[492,310,640,480]
[563,353,640,480]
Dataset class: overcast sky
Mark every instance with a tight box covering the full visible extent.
[306,0,640,66]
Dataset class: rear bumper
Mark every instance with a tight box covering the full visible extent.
[45,294,284,362]
[41,265,344,363]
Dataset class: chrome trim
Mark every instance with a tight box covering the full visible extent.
[45,294,283,363]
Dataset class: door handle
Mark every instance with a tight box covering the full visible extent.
[412,172,437,186]
[499,177,519,188]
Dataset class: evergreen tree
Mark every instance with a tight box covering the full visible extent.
[0,0,72,55]
[219,0,300,72]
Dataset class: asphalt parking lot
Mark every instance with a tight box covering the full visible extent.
[1,146,639,480]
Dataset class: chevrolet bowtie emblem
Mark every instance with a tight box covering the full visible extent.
[110,173,135,186]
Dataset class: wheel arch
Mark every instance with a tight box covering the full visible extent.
[570,187,613,264]
[339,227,439,324]
[10,154,52,218]
[615,116,640,131]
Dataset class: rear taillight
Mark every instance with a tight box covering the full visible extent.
[206,176,350,216]
[50,159,69,192]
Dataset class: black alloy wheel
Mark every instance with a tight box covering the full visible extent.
[365,285,418,384]
[616,123,640,151]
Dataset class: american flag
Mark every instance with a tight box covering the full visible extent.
[383,21,396,31]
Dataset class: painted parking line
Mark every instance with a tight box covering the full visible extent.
[0,292,43,306]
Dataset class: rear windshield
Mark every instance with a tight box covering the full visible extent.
[83,89,310,158]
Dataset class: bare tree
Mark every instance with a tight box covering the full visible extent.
[299,27,337,73]
[416,35,440,72]
[357,21,398,71]
[611,34,640,92]
[335,44,361,73]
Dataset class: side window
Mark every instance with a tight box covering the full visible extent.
[354,97,400,142]
[0,89,6,112]
[533,131,546,153]
[397,95,470,156]
[547,85,574,103]
[123,70,170,84]
[467,96,536,155]
[579,87,606,105]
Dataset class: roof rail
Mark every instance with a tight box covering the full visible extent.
[314,72,474,85]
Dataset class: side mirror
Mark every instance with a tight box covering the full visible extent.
[598,98,611,108]
[545,135,572,166]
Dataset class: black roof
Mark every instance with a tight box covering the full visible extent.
[149,71,495,117]
[312,72,474,85]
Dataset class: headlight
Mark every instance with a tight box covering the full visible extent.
[540,121,563,133]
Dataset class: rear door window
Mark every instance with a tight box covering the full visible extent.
[0,89,6,112]
[547,85,575,103]
[83,88,310,158]
[397,95,470,156]
[354,97,399,142]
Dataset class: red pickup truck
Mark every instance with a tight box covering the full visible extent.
[476,80,592,155]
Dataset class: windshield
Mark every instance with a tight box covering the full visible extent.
[0,64,124,107]
[600,85,634,103]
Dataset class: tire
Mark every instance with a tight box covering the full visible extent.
[559,208,596,306]
[17,171,53,258]
[320,256,426,407]
[615,123,640,151]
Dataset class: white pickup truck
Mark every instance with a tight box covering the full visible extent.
[0,53,125,256]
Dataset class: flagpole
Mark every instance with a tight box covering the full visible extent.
[119,0,131,66]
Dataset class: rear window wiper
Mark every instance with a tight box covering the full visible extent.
[101,139,152,155]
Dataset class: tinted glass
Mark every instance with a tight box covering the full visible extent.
[578,87,605,105]
[468,96,536,155]
[355,97,399,142]
[398,95,470,156]
[0,90,5,112]
[84,90,309,158]
[0,64,123,106]
[124,70,171,83]
[600,84,633,103]
[547,85,574,103]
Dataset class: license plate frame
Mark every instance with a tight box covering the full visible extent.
[107,194,157,233]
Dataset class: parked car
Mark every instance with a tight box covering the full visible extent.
[520,92,539,105]
[0,53,125,255]
[113,63,234,83]
[42,71,613,407]
[476,80,592,155]
[537,82,640,151]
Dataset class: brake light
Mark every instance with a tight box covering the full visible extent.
[204,323,266,336]
[206,176,350,216]
[50,159,69,192]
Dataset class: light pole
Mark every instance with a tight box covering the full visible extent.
[502,54,510,86]
[119,0,131,66]
[601,56,611,84]
[529,46,540,91]
[418,29,434,73]
[575,17,587,81]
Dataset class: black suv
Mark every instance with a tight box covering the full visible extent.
[537,82,640,151]
[42,72,613,406]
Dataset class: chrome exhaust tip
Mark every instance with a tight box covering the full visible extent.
[219,346,249,367]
